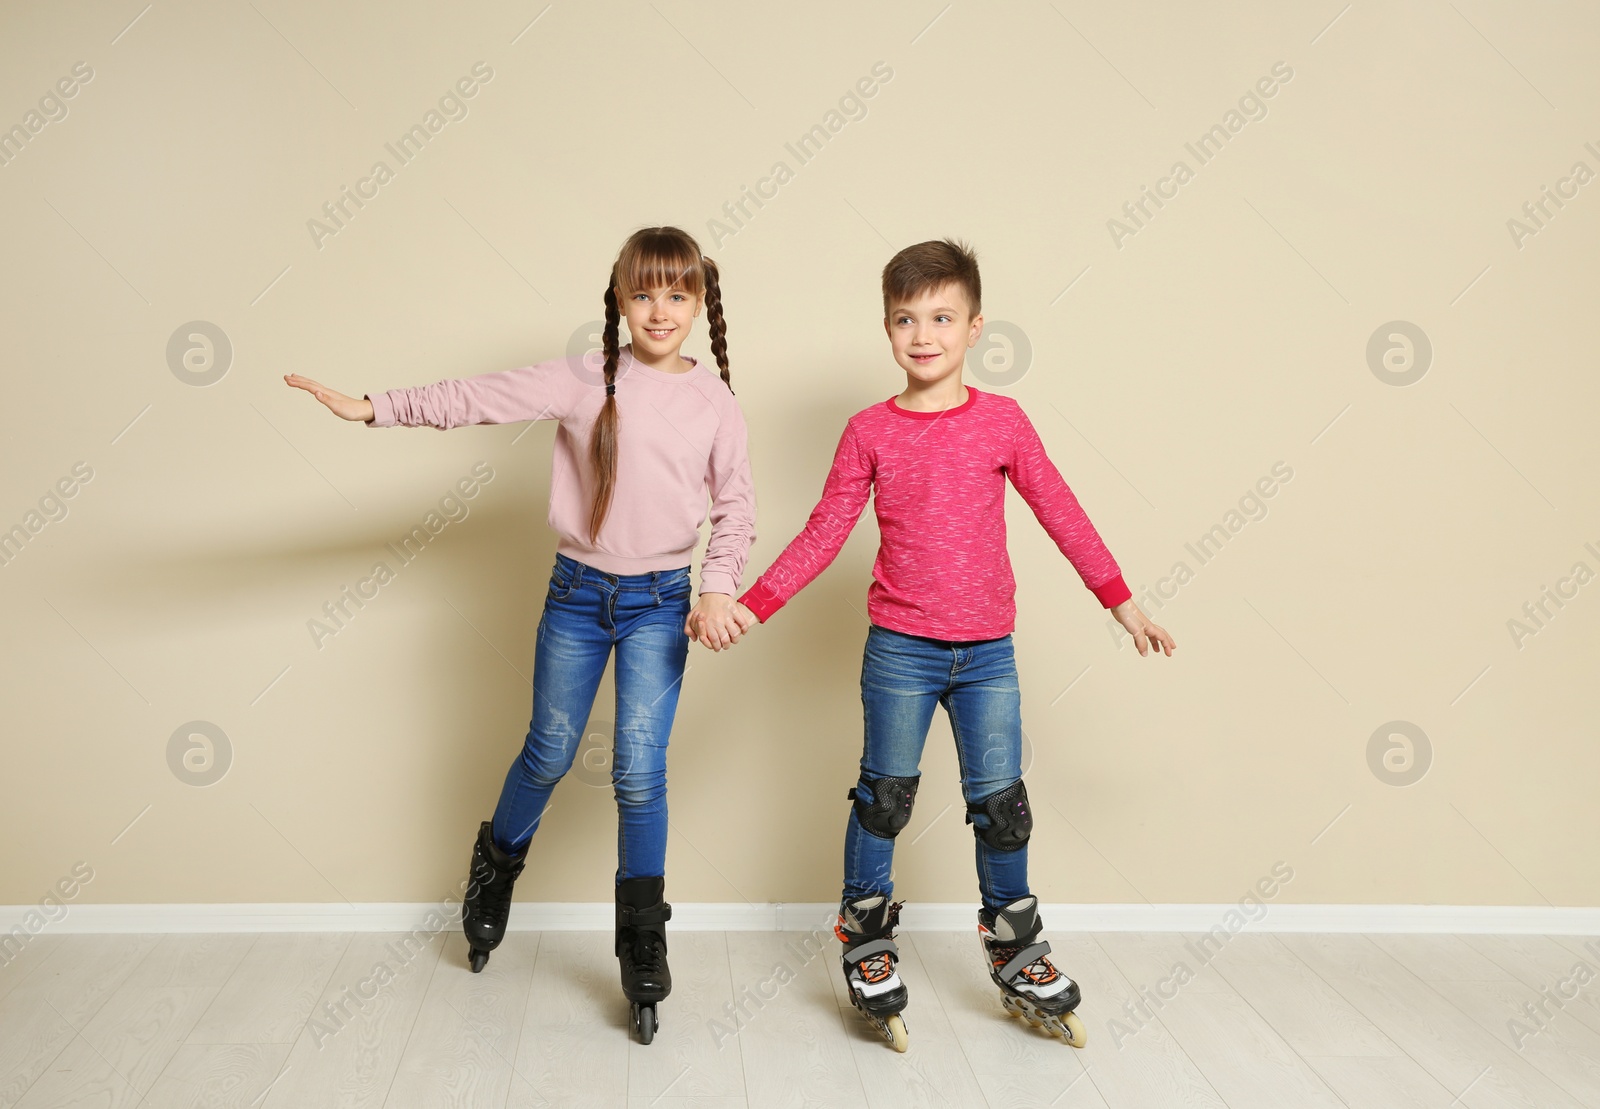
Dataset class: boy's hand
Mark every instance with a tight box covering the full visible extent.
[732,601,758,633]
[1111,599,1175,657]
[285,374,375,423]
[685,593,745,651]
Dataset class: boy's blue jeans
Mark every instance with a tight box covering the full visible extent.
[843,624,1032,914]
[491,553,691,883]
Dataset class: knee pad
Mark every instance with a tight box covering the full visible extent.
[967,779,1032,851]
[847,774,920,839]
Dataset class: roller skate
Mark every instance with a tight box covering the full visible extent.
[616,876,672,1045]
[462,820,527,973]
[836,894,910,1052]
[979,895,1086,1047]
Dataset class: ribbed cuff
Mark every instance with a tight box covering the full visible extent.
[737,580,786,623]
[1092,573,1132,609]
[699,570,737,598]
[365,391,396,427]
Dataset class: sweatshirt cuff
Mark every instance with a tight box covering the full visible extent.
[1092,574,1132,609]
[737,580,786,623]
[699,570,737,598]
[365,391,396,428]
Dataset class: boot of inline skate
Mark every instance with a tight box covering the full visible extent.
[978,895,1087,1046]
[616,875,672,1044]
[463,820,527,973]
[836,894,909,1051]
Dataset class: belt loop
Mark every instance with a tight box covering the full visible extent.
[572,560,584,590]
[651,570,660,604]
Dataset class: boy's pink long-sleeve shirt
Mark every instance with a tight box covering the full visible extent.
[738,386,1130,641]
[366,344,756,596]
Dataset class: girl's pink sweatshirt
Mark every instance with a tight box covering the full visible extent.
[365,344,755,596]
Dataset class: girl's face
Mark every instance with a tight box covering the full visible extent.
[884,282,984,385]
[618,283,702,359]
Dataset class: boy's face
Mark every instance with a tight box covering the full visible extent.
[618,283,703,356]
[883,282,983,385]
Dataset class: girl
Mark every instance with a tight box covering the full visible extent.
[286,226,755,1044]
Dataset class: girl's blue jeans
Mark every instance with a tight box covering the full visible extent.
[844,624,1032,914]
[490,553,691,883]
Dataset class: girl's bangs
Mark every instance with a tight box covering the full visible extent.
[617,241,703,297]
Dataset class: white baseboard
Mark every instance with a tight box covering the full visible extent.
[3,902,1599,936]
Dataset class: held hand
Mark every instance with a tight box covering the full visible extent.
[684,593,744,651]
[1111,599,1176,657]
[284,374,375,423]
[732,601,758,633]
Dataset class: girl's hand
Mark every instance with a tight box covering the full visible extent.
[685,593,744,651]
[284,374,375,423]
[1111,599,1176,657]
[732,601,758,633]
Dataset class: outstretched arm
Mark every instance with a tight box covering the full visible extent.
[286,360,575,430]
[735,422,874,626]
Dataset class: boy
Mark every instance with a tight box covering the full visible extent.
[732,239,1174,1050]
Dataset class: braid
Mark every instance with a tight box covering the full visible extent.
[702,256,731,391]
[587,282,623,544]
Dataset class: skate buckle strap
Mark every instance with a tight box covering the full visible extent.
[842,936,899,964]
[620,902,672,924]
[997,940,1052,984]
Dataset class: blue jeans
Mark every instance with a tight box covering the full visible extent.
[844,624,1031,913]
[491,553,692,883]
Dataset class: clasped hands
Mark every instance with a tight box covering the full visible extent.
[684,593,758,652]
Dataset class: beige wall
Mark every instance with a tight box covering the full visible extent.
[2,1,1596,911]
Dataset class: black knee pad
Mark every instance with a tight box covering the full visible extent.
[847,774,920,839]
[967,779,1032,851]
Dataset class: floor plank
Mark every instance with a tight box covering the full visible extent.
[724,930,866,1109]
[1096,931,1345,1109]
[0,992,76,1109]
[385,931,537,1109]
[258,931,446,1109]
[1465,934,1600,1039]
[1303,1055,1460,1108]
[627,931,746,1101]
[187,932,351,1044]
[142,1043,295,1109]
[1280,933,1588,1109]
[12,933,164,1027]
[1370,934,1520,983]
[1207,932,1398,1057]
[505,930,632,1109]
[1053,934,1230,1108]
[1426,976,1600,1104]
[0,935,60,1007]
[80,984,220,1097]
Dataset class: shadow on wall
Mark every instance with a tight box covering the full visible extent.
[59,389,889,898]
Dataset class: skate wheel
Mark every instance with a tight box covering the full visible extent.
[885,1012,908,1053]
[635,1002,656,1045]
[469,949,488,974]
[1059,1010,1087,1047]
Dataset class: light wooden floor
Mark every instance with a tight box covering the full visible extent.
[3,927,1599,1107]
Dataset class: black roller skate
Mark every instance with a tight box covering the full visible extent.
[836,894,909,1052]
[978,895,1086,1046]
[462,820,527,973]
[616,875,672,1045]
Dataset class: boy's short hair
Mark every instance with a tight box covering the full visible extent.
[881,238,982,318]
